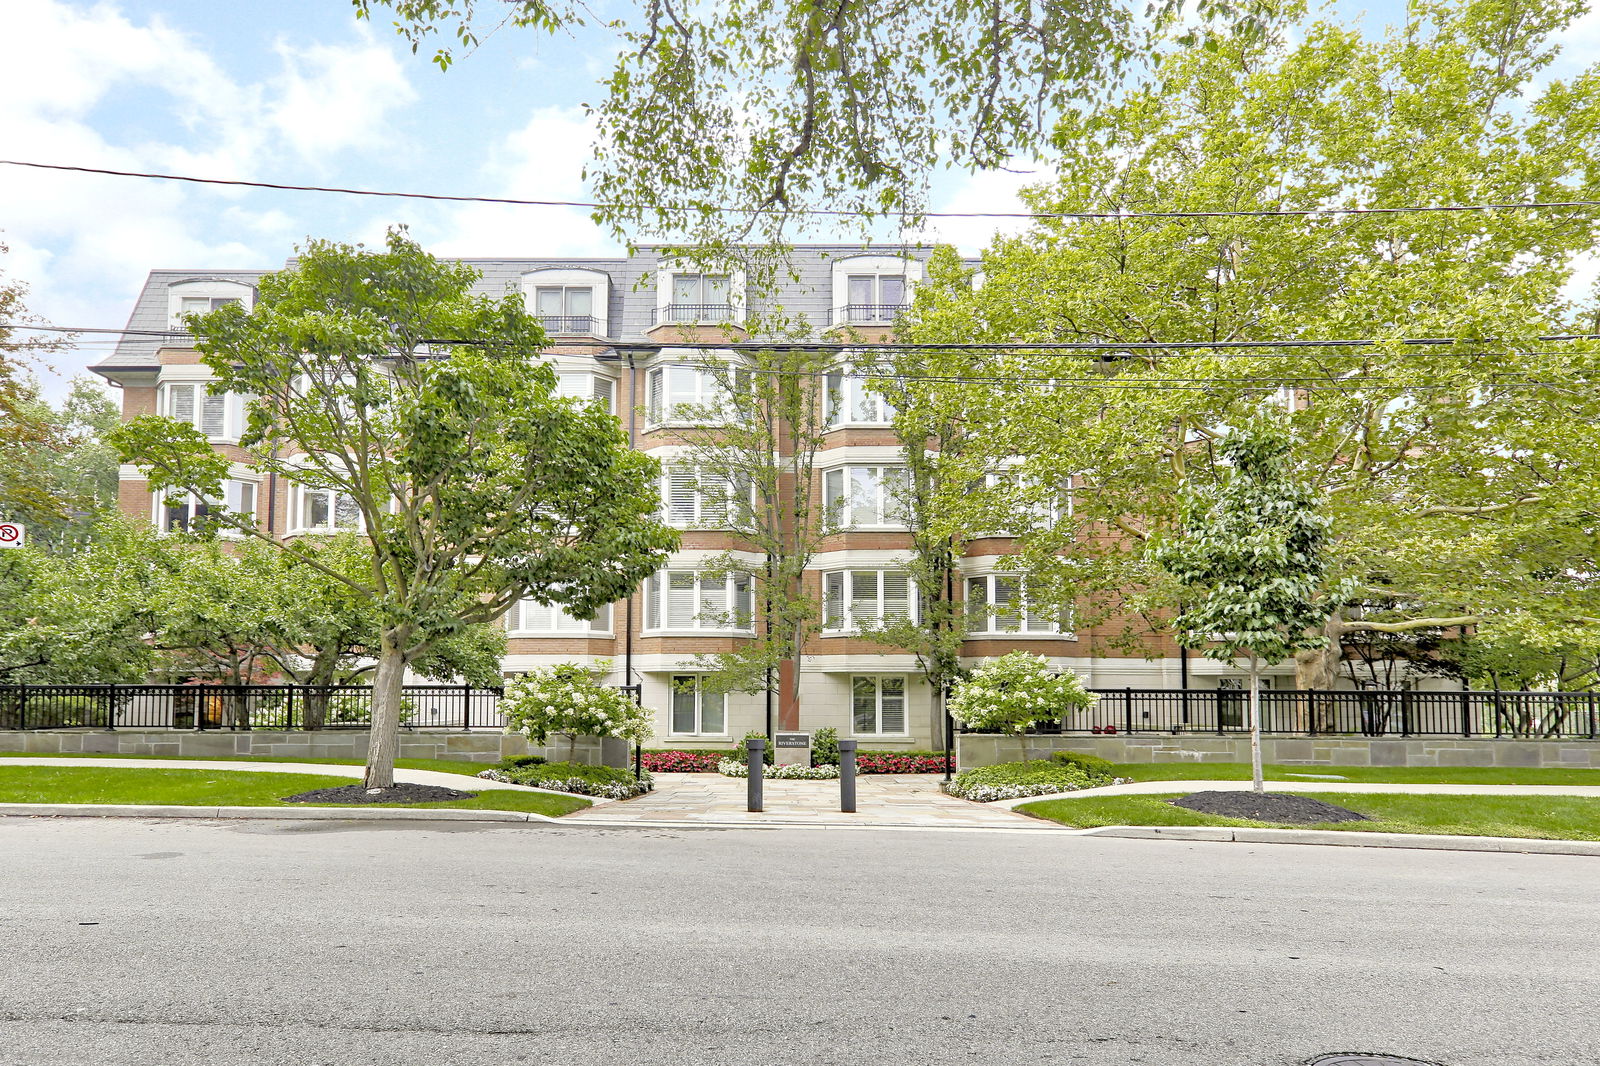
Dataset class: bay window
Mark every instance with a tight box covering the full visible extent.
[646,570,755,632]
[512,598,612,635]
[823,465,908,528]
[670,674,726,735]
[646,364,739,425]
[852,676,907,734]
[294,484,363,533]
[965,574,1064,635]
[556,371,614,413]
[661,466,754,529]
[161,382,240,440]
[825,372,895,425]
[157,480,256,534]
[823,570,914,632]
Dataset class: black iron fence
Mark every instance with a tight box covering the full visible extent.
[0,684,505,732]
[1029,688,1600,740]
[2,683,1598,739]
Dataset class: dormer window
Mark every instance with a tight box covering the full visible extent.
[535,286,596,335]
[167,279,254,326]
[666,273,732,323]
[843,274,906,324]
[179,296,241,317]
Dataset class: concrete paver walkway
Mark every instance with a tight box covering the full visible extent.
[569,772,1058,829]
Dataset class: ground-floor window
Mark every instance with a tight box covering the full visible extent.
[670,674,726,735]
[852,675,907,735]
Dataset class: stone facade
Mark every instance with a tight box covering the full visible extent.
[955,733,1600,769]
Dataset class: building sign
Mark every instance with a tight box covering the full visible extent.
[774,732,810,748]
[0,523,23,549]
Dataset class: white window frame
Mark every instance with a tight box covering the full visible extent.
[822,570,916,633]
[556,370,615,413]
[645,570,756,633]
[291,483,365,534]
[154,479,257,535]
[654,261,746,325]
[661,465,754,530]
[965,573,1068,636]
[521,268,611,335]
[159,381,243,442]
[823,465,908,529]
[977,466,1072,534]
[669,674,727,736]
[167,279,253,326]
[830,255,923,327]
[510,598,613,636]
[851,675,908,735]
[645,364,739,426]
[825,370,895,426]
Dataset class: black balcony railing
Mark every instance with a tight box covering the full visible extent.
[538,314,603,336]
[654,303,737,325]
[833,303,909,325]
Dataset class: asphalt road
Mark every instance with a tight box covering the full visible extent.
[1,818,1594,1066]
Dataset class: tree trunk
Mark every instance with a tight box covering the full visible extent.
[1249,652,1265,793]
[363,631,408,788]
[569,732,579,764]
[1295,615,1345,732]
[303,650,341,731]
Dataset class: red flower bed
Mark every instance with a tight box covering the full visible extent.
[854,752,952,774]
[641,749,729,773]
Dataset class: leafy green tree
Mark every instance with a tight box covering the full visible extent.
[946,650,1098,764]
[896,0,1600,686]
[0,242,75,534]
[1153,416,1342,791]
[112,230,677,787]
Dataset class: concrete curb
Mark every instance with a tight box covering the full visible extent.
[0,802,563,824]
[1079,824,1600,857]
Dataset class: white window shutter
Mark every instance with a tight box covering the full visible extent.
[556,373,587,402]
[966,577,989,631]
[647,369,663,422]
[592,376,613,413]
[646,573,662,629]
[698,574,724,624]
[667,572,696,627]
[881,572,911,621]
[849,570,879,625]
[200,392,226,437]
[667,468,698,526]
[994,575,1022,633]
[824,572,845,629]
[880,677,907,733]
[699,471,729,528]
[168,384,195,425]
[823,469,844,524]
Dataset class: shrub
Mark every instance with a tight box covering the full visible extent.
[496,754,548,770]
[717,759,840,779]
[947,652,1097,762]
[641,749,727,773]
[854,751,951,774]
[811,726,840,767]
[479,760,652,799]
[500,662,653,763]
[1049,750,1116,779]
[729,729,775,766]
[944,760,1101,803]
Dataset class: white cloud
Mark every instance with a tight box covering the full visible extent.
[268,32,418,162]
[424,106,618,258]
[915,162,1056,257]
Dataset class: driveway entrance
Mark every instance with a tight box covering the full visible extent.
[568,772,1061,829]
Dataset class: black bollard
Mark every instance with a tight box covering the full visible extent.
[746,736,765,812]
[839,738,857,813]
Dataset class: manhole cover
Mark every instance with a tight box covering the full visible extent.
[1307,1056,1448,1066]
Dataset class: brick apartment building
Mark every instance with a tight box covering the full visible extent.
[92,244,1292,750]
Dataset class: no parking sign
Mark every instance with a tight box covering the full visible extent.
[0,523,24,548]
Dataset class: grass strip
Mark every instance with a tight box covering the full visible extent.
[1096,762,1600,786]
[0,766,589,817]
[1019,791,1600,841]
[0,751,501,780]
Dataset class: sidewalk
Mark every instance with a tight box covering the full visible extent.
[567,772,1059,830]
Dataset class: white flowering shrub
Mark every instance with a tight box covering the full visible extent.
[948,652,1097,762]
[717,759,841,779]
[500,661,654,763]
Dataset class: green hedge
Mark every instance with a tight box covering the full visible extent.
[946,760,1106,802]
[1050,750,1116,778]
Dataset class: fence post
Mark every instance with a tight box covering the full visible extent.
[1589,691,1596,741]
[462,684,472,731]
[1306,689,1315,737]
[103,684,115,732]
[1460,690,1471,738]
[746,736,765,813]
[16,684,26,731]
[839,739,857,813]
[237,684,250,731]
[285,685,295,732]
[1400,688,1412,737]
[1123,688,1133,735]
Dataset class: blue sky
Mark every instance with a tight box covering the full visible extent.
[3,0,1596,399]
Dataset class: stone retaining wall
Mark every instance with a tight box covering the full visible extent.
[955,733,1600,769]
[0,730,632,769]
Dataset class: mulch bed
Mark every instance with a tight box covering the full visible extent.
[1171,790,1369,824]
[282,783,478,804]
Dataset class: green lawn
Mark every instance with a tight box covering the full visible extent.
[1103,762,1600,786]
[1019,791,1600,841]
[0,751,501,780]
[0,766,590,816]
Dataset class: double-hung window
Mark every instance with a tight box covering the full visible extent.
[534,286,596,334]
[662,466,752,529]
[178,295,241,318]
[825,372,895,425]
[965,574,1063,634]
[646,365,737,425]
[823,570,914,632]
[162,382,234,440]
[823,465,907,529]
[977,468,1071,533]
[670,675,726,735]
[667,274,732,322]
[852,676,907,734]
[556,371,615,413]
[843,274,906,323]
[158,480,256,534]
[646,571,755,632]
[512,598,611,635]
[295,485,363,533]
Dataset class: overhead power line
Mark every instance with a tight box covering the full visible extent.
[3,158,1598,221]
